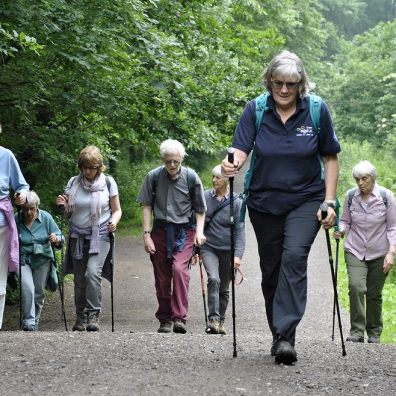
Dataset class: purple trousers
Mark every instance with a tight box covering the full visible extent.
[150,228,195,323]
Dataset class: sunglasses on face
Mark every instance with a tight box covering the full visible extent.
[271,80,299,90]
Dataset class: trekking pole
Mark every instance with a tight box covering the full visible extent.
[196,246,209,332]
[227,147,237,358]
[109,228,115,333]
[52,244,68,331]
[320,202,346,356]
[331,199,341,341]
[57,205,68,331]
[16,198,22,329]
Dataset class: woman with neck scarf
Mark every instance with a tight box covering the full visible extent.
[56,146,122,332]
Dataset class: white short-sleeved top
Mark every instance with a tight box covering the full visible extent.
[65,175,118,228]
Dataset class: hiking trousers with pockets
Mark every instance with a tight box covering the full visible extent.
[249,200,321,346]
[345,252,387,339]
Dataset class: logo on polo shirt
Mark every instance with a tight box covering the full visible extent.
[296,125,314,137]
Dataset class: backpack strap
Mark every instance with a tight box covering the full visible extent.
[151,166,164,209]
[309,94,322,133]
[240,92,269,223]
[347,188,357,209]
[348,186,388,208]
[105,175,111,193]
[379,187,388,207]
[309,94,324,180]
[186,167,195,200]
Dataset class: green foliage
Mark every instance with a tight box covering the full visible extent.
[0,0,329,218]
[318,0,396,39]
[326,20,396,148]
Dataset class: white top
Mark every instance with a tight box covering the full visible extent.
[65,175,118,228]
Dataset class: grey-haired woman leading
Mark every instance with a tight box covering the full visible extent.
[222,50,341,364]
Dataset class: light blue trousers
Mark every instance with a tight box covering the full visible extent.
[21,262,50,329]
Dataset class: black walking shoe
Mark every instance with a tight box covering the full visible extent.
[275,340,297,365]
[367,336,380,344]
[173,320,187,334]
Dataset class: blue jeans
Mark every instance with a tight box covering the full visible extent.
[21,260,50,329]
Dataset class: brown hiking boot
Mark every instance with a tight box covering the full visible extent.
[72,317,85,332]
[173,320,187,334]
[158,322,172,333]
[86,314,100,332]
[218,320,226,335]
[207,319,219,334]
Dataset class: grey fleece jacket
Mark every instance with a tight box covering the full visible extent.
[203,189,245,258]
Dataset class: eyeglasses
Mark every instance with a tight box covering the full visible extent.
[271,80,300,90]
[164,159,181,166]
[83,166,99,171]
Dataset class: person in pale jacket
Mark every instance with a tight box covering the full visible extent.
[334,160,396,343]
[0,128,29,329]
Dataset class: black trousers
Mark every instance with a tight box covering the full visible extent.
[249,200,321,346]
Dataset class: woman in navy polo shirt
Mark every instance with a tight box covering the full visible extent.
[222,50,341,364]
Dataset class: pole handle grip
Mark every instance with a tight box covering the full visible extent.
[227,147,235,164]
[320,202,328,219]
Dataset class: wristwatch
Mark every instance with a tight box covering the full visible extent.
[325,200,336,209]
[142,230,151,237]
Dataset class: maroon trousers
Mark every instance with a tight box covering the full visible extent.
[150,228,195,323]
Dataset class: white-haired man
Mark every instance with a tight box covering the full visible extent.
[137,139,206,333]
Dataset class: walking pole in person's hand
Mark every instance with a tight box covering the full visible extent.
[320,202,346,356]
[16,196,22,330]
[227,147,237,358]
[109,223,115,333]
[57,205,68,331]
[52,243,68,331]
[196,246,209,332]
[332,199,340,341]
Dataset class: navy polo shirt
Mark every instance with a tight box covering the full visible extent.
[233,94,341,215]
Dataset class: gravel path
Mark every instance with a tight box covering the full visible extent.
[1,173,395,395]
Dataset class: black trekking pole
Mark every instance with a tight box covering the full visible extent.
[227,147,237,358]
[195,246,209,332]
[57,205,68,331]
[16,199,22,330]
[52,244,68,331]
[331,199,340,341]
[109,229,115,333]
[320,202,346,356]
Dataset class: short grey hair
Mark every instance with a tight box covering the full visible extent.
[160,139,186,160]
[212,164,229,181]
[263,50,315,96]
[23,191,40,208]
[352,160,377,180]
